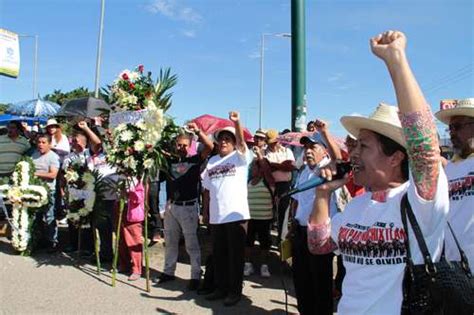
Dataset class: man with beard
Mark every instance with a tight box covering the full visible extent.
[290,130,341,315]
[435,98,474,272]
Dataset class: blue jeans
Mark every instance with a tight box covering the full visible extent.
[43,190,58,244]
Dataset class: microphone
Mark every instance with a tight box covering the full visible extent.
[284,161,352,197]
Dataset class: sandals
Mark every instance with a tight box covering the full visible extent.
[127,273,141,281]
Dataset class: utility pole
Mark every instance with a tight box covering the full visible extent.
[291,0,307,132]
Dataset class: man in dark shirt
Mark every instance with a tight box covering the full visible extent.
[157,122,213,290]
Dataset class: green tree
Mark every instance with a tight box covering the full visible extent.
[0,103,8,114]
[44,87,92,105]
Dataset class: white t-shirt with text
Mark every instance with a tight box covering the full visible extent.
[445,156,474,272]
[202,149,253,224]
[331,166,449,315]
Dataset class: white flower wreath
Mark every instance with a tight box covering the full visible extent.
[0,161,48,252]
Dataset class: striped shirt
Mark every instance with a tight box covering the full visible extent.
[247,180,273,220]
[0,135,30,175]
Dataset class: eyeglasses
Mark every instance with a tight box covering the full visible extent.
[448,122,474,132]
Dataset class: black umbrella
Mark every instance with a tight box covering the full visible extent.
[56,97,109,118]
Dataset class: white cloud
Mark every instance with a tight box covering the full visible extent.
[328,73,343,82]
[146,0,174,16]
[181,29,196,38]
[146,0,203,24]
[179,7,202,23]
[248,50,261,59]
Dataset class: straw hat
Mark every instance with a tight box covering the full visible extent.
[254,128,267,139]
[340,103,406,147]
[434,98,474,124]
[45,119,59,128]
[266,129,279,144]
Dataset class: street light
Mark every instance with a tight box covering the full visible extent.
[18,34,38,98]
[94,0,106,98]
[259,32,291,129]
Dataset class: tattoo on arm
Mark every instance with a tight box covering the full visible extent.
[399,108,440,200]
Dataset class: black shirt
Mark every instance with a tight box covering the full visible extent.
[166,154,202,202]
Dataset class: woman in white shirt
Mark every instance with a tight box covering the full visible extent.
[307,31,449,315]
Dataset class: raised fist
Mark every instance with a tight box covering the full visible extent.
[229,111,240,122]
[186,122,199,132]
[77,121,89,130]
[370,30,407,63]
[314,119,328,133]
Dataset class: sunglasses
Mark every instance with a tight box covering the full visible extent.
[448,121,474,132]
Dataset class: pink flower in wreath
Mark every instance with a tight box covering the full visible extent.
[122,73,129,81]
[138,65,144,73]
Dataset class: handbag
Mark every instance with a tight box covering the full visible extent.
[400,193,474,315]
[127,182,145,223]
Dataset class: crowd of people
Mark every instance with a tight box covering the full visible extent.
[0,30,472,314]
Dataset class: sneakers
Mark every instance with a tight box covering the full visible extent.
[244,262,270,277]
[243,262,254,276]
[260,264,271,278]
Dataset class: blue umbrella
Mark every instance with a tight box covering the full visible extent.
[8,98,60,117]
[0,114,47,126]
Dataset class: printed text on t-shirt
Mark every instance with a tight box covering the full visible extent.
[338,222,407,266]
[448,172,474,201]
[208,163,236,179]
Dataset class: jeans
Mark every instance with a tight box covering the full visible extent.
[163,203,201,279]
[41,190,58,244]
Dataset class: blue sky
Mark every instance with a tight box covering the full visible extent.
[1,0,472,138]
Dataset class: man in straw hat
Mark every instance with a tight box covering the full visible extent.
[201,111,254,306]
[264,128,296,241]
[435,98,474,272]
[305,30,449,315]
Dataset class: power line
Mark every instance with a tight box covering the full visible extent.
[422,63,472,91]
[425,71,473,95]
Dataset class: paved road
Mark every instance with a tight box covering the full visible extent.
[0,231,298,315]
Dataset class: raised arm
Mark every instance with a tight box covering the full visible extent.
[229,111,246,154]
[371,30,440,200]
[187,122,214,160]
[314,119,342,160]
[78,121,102,153]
